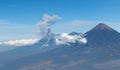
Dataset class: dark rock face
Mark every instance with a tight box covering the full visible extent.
[85,23,120,59]
[1,23,120,70]
[86,23,120,48]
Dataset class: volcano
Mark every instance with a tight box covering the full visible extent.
[86,23,120,47]
[86,23,120,55]
[1,23,120,70]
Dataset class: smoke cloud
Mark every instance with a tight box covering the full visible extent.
[55,33,87,45]
[37,14,61,36]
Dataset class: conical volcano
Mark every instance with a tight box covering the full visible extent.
[85,23,120,58]
[86,23,120,48]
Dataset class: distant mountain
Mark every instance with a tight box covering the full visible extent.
[0,29,86,69]
[86,23,120,47]
[69,32,83,35]
[0,39,86,70]
[0,29,58,67]
[85,23,120,56]
[1,23,120,70]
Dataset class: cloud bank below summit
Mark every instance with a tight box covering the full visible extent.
[55,33,87,45]
[0,33,87,47]
[0,39,39,46]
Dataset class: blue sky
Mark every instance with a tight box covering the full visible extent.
[0,0,120,41]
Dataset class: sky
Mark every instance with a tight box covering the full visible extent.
[0,0,120,41]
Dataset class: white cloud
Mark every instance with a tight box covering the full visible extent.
[80,38,87,44]
[0,39,39,46]
[55,33,87,45]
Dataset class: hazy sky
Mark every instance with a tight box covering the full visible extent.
[0,0,120,41]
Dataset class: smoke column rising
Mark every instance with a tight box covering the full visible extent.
[37,14,61,37]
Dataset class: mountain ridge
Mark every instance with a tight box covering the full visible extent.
[1,23,120,70]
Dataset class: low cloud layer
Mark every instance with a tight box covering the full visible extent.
[37,14,61,37]
[55,33,87,45]
[0,39,39,46]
